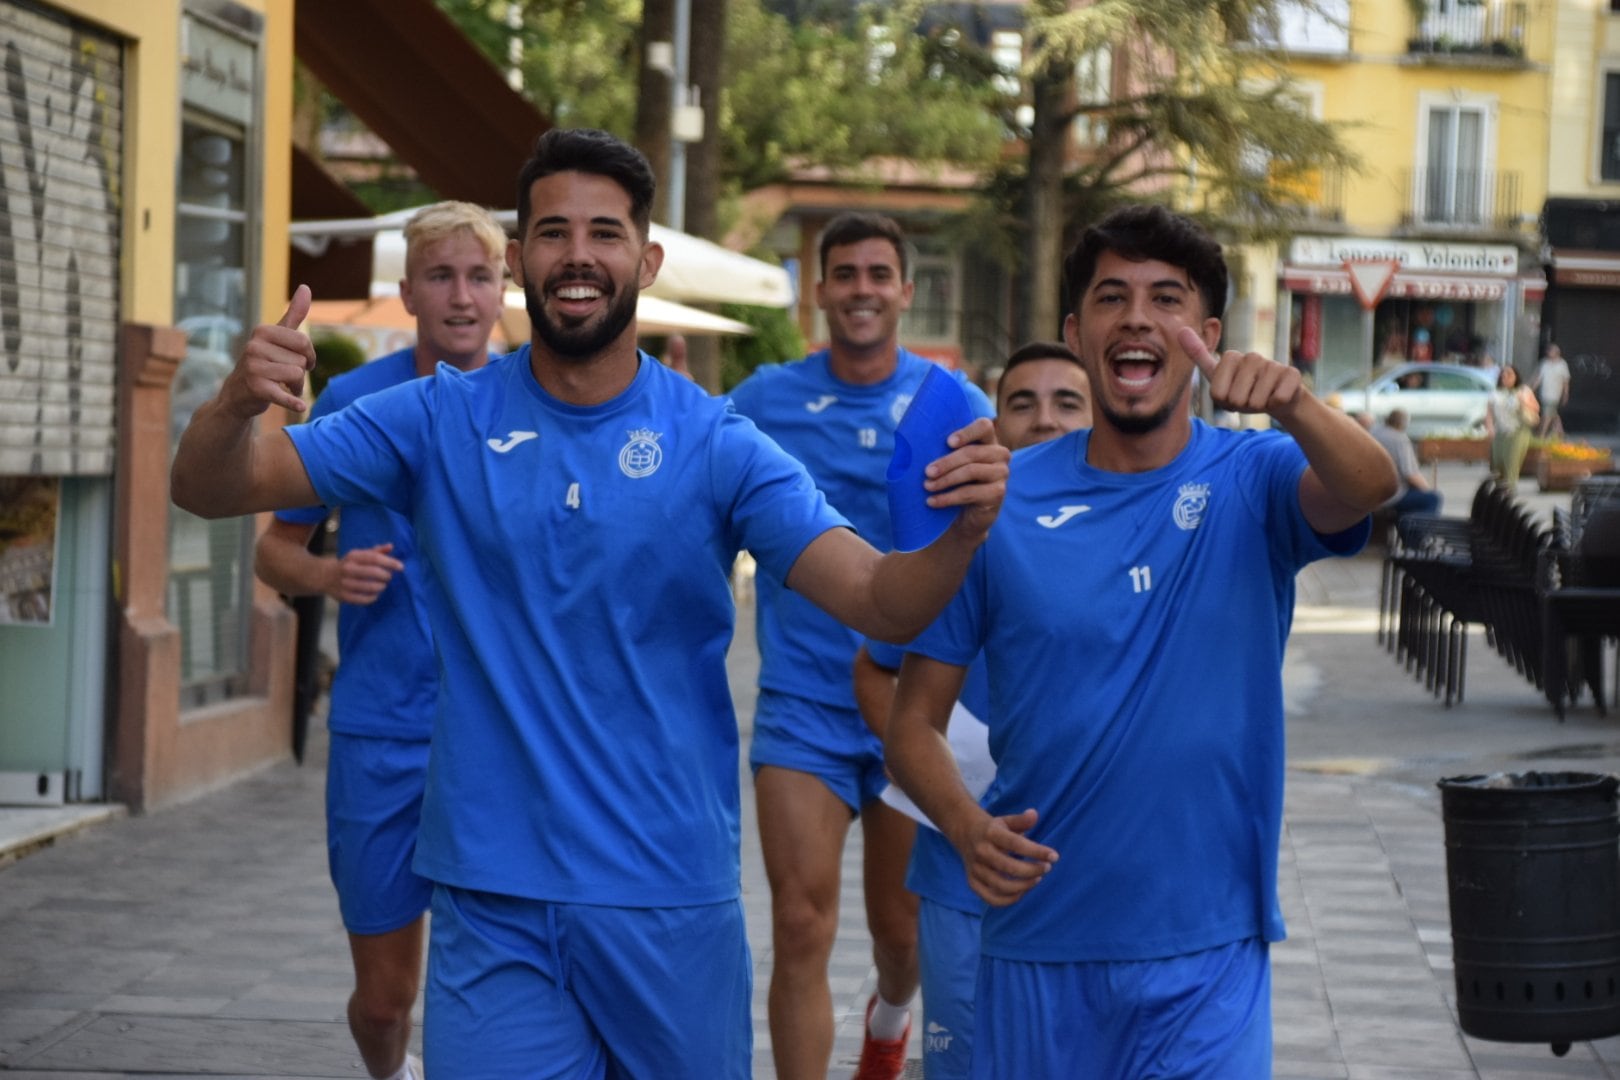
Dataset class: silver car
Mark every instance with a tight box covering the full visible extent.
[1328,362,1496,437]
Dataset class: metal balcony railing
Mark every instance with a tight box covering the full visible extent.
[1408,0,1528,59]
[1400,168,1521,230]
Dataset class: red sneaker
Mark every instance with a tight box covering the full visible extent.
[853,993,910,1080]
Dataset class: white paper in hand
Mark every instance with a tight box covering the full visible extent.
[880,700,994,831]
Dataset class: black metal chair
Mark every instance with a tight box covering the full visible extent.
[1540,504,1620,720]
[1380,480,1503,705]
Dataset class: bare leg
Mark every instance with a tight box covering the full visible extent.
[862,800,919,1009]
[757,765,856,1080]
[347,916,426,1078]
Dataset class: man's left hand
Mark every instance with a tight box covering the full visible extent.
[925,417,1009,540]
[1179,326,1304,421]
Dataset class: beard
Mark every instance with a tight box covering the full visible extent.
[1098,396,1179,435]
[1093,366,1191,435]
[525,273,639,360]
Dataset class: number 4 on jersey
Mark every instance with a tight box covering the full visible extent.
[566,482,581,510]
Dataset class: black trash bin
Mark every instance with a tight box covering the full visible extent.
[1439,770,1620,1055]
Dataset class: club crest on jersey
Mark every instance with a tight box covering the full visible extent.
[1173,482,1209,530]
[618,428,664,479]
[889,392,914,426]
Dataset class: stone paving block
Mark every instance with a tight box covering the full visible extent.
[1334,1029,1476,1070]
[1464,1041,1610,1076]
[88,996,230,1017]
[10,1015,357,1076]
[1275,1060,1353,1079]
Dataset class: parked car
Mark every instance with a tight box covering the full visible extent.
[1326,362,1496,436]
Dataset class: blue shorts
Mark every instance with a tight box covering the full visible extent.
[424,886,752,1079]
[919,898,982,1080]
[325,732,433,935]
[971,938,1271,1079]
[748,689,887,812]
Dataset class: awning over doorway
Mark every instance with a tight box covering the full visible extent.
[1548,249,1620,289]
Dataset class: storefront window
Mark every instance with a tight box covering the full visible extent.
[168,12,259,707]
[902,261,956,342]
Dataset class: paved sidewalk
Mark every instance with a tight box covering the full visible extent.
[4,461,1620,1077]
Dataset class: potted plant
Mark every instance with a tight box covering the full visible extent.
[1535,440,1616,492]
[1417,428,1490,465]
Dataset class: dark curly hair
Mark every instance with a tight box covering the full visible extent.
[515,128,657,239]
[818,212,909,281]
[1061,205,1228,321]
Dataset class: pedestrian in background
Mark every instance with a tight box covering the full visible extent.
[853,340,1091,1080]
[1533,342,1571,438]
[253,200,507,1080]
[1370,408,1442,518]
[728,211,994,1080]
[1485,364,1538,485]
[886,204,1395,1079]
[171,127,1008,1080]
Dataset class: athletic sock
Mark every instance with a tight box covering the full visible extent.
[867,993,913,1041]
[377,1054,420,1080]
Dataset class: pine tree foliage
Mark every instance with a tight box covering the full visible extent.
[1020,0,1359,235]
[435,0,1004,200]
[721,0,1005,191]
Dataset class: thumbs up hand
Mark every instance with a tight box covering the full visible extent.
[1177,325,1304,422]
[220,284,319,419]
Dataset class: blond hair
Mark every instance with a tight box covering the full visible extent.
[402,201,506,276]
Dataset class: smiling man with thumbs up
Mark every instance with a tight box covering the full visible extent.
[170,128,1008,1080]
[885,204,1395,1080]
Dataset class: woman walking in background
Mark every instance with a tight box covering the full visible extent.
[1484,365,1539,486]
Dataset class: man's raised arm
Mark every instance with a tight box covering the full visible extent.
[785,416,1008,643]
[171,285,322,519]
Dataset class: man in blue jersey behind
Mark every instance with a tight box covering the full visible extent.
[854,340,1092,1080]
[886,204,1397,1079]
[170,128,1009,1080]
[729,212,993,1080]
[252,201,506,1080]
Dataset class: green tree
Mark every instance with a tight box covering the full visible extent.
[436,0,641,135]
[435,0,1004,204]
[719,0,1005,193]
[978,0,1360,341]
[718,300,808,391]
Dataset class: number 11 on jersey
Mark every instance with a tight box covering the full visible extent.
[1128,565,1152,593]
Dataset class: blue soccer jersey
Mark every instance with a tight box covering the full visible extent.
[729,350,992,711]
[908,421,1369,962]
[866,638,989,917]
[276,349,439,740]
[286,349,848,907]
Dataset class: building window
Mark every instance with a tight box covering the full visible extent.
[902,259,957,342]
[1073,46,1112,146]
[169,10,260,706]
[1604,73,1620,182]
[1261,0,1351,53]
[1421,103,1489,225]
[991,30,1022,99]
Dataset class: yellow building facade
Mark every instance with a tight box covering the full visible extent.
[0,0,298,812]
[1255,0,1553,398]
[1540,0,1620,433]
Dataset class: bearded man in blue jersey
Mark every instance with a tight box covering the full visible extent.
[253,201,506,1080]
[170,127,1009,1080]
[886,204,1397,1079]
[730,212,993,1080]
